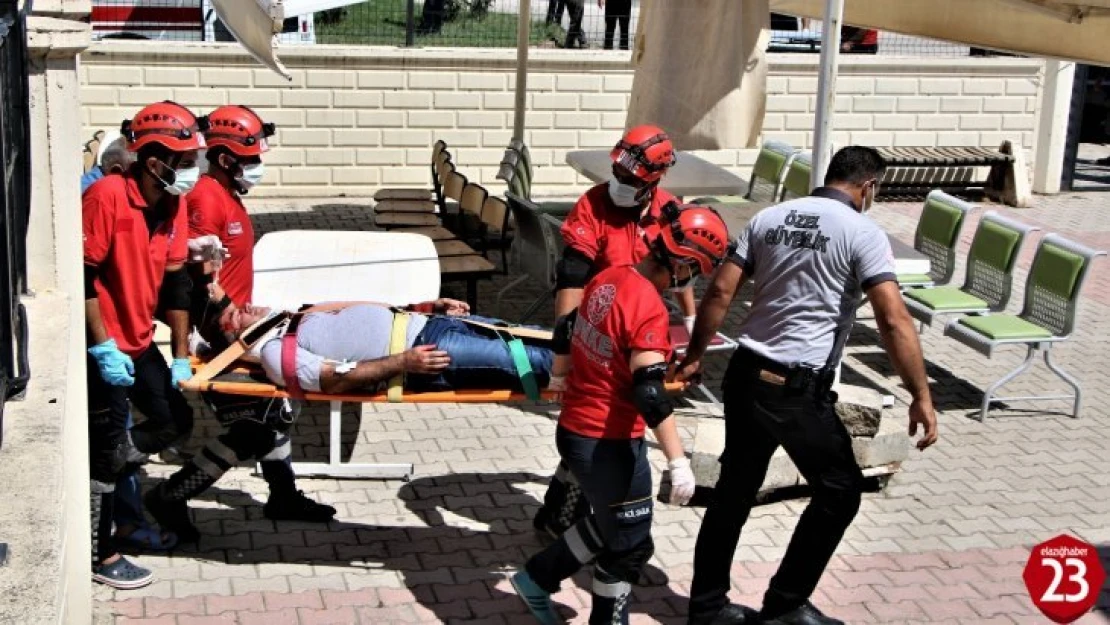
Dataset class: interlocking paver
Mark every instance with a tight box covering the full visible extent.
[94,195,1110,624]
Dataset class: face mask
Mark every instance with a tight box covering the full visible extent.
[608,178,641,208]
[155,161,200,196]
[236,162,265,191]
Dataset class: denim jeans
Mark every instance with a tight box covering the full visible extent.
[113,412,146,531]
[409,315,553,392]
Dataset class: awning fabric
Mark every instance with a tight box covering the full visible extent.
[771,0,1110,67]
[210,0,292,80]
[626,0,771,150]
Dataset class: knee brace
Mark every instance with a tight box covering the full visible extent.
[555,246,595,291]
[158,267,192,311]
[260,432,291,462]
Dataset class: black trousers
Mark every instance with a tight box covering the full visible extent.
[87,342,194,484]
[688,348,864,622]
[546,0,566,25]
[564,0,586,48]
[603,0,631,50]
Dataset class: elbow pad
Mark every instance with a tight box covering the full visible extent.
[84,265,99,300]
[555,246,595,291]
[632,362,674,429]
[552,308,578,355]
[158,267,192,311]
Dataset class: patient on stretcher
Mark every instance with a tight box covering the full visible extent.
[221,298,554,395]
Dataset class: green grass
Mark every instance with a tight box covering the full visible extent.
[315,0,566,47]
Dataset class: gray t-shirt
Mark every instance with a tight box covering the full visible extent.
[731,190,896,368]
[258,305,428,392]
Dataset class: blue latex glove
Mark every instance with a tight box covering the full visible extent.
[171,357,193,388]
[88,339,135,387]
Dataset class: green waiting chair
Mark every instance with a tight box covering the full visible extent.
[904,211,1039,329]
[777,151,813,201]
[898,190,977,289]
[506,139,575,218]
[692,139,797,206]
[943,234,1106,421]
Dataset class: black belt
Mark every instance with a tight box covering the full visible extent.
[732,346,835,394]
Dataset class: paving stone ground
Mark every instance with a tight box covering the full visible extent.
[93,190,1110,624]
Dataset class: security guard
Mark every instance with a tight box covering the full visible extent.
[679,146,939,625]
[144,105,336,545]
[534,125,699,539]
[512,204,731,625]
[84,100,204,588]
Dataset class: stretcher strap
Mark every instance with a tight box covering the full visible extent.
[281,313,305,399]
[387,312,410,403]
[504,338,540,401]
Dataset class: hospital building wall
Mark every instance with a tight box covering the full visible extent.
[78,42,1044,198]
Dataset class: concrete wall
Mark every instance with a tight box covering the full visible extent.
[79,43,1044,198]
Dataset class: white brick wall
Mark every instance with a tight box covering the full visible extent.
[79,42,1045,198]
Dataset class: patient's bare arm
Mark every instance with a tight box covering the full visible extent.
[317,345,451,394]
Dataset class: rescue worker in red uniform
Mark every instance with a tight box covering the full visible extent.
[84,100,203,589]
[511,204,732,625]
[535,125,699,538]
[144,105,336,545]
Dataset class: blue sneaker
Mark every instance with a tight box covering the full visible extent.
[511,570,561,625]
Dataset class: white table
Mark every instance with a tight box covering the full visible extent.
[566,149,747,198]
[252,230,441,480]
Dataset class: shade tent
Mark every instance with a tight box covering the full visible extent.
[210,0,292,81]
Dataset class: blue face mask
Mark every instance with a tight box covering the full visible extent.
[608,178,641,208]
[155,160,200,196]
[236,162,265,190]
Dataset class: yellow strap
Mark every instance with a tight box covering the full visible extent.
[387,312,410,402]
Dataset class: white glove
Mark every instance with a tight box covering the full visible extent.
[683,315,696,335]
[187,235,230,264]
[667,456,696,506]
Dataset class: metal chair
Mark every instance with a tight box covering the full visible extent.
[692,139,798,206]
[498,192,564,322]
[898,190,978,289]
[777,151,813,201]
[943,234,1106,420]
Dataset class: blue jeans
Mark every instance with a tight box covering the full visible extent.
[409,315,553,392]
[114,412,146,530]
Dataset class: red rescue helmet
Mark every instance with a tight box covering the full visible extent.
[204,105,275,157]
[653,202,732,276]
[610,124,676,184]
[121,100,208,153]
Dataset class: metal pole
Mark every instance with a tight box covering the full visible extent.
[406,0,415,47]
[513,0,530,141]
[811,0,845,191]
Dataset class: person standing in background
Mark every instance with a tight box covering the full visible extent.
[564,0,587,48]
[599,0,632,50]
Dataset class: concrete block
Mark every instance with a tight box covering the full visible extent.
[834,385,883,437]
[409,72,458,90]
[356,148,407,166]
[198,68,253,88]
[333,167,380,185]
[307,71,357,89]
[483,92,517,110]
[228,89,280,108]
[531,166,578,184]
[960,114,1002,131]
[306,110,356,128]
[253,108,304,128]
[768,94,810,113]
[600,112,626,130]
[358,71,405,90]
[555,112,600,130]
[962,78,1006,95]
[557,74,603,92]
[920,78,962,95]
[437,129,481,147]
[873,114,917,131]
[117,87,173,106]
[172,88,227,107]
[603,73,635,92]
[789,77,819,94]
[1006,78,1039,96]
[357,109,405,128]
[458,148,509,166]
[829,113,871,131]
[850,131,894,146]
[382,168,430,185]
[837,77,875,94]
[384,92,433,109]
[875,79,919,95]
[851,413,911,468]
[457,111,506,129]
[893,132,936,147]
[332,91,383,109]
[760,113,786,131]
[254,68,304,88]
[88,106,123,129]
[408,110,455,128]
[766,75,789,94]
[940,97,981,113]
[80,86,117,105]
[1003,115,1036,131]
[853,97,896,113]
[281,167,331,185]
[766,131,809,149]
[835,97,853,113]
[917,114,959,130]
[937,131,982,147]
[434,92,482,110]
[280,129,331,147]
[983,97,1027,113]
[581,94,626,111]
[334,129,384,147]
[143,67,197,87]
[533,93,579,111]
[511,73,555,91]
[785,113,817,130]
[282,89,333,108]
[577,130,617,148]
[482,129,514,148]
[529,130,577,148]
[305,148,355,166]
[264,147,304,166]
[459,73,507,90]
[524,111,555,130]
[897,97,940,113]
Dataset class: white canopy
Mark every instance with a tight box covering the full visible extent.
[209,0,292,81]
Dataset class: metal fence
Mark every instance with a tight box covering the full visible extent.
[88,0,1010,57]
[0,1,32,444]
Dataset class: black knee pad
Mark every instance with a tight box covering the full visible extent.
[598,536,655,584]
[220,419,277,461]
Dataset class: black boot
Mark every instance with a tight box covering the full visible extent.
[761,602,844,625]
[144,458,224,543]
[260,459,335,522]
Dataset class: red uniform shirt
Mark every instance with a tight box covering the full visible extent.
[83,169,188,358]
[186,174,255,307]
[558,266,673,440]
[560,184,678,271]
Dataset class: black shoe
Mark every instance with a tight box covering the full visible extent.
[143,486,200,544]
[263,490,336,522]
[689,603,759,625]
[762,602,844,625]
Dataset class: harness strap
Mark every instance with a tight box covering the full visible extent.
[504,337,541,401]
[280,313,305,399]
[387,312,410,403]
